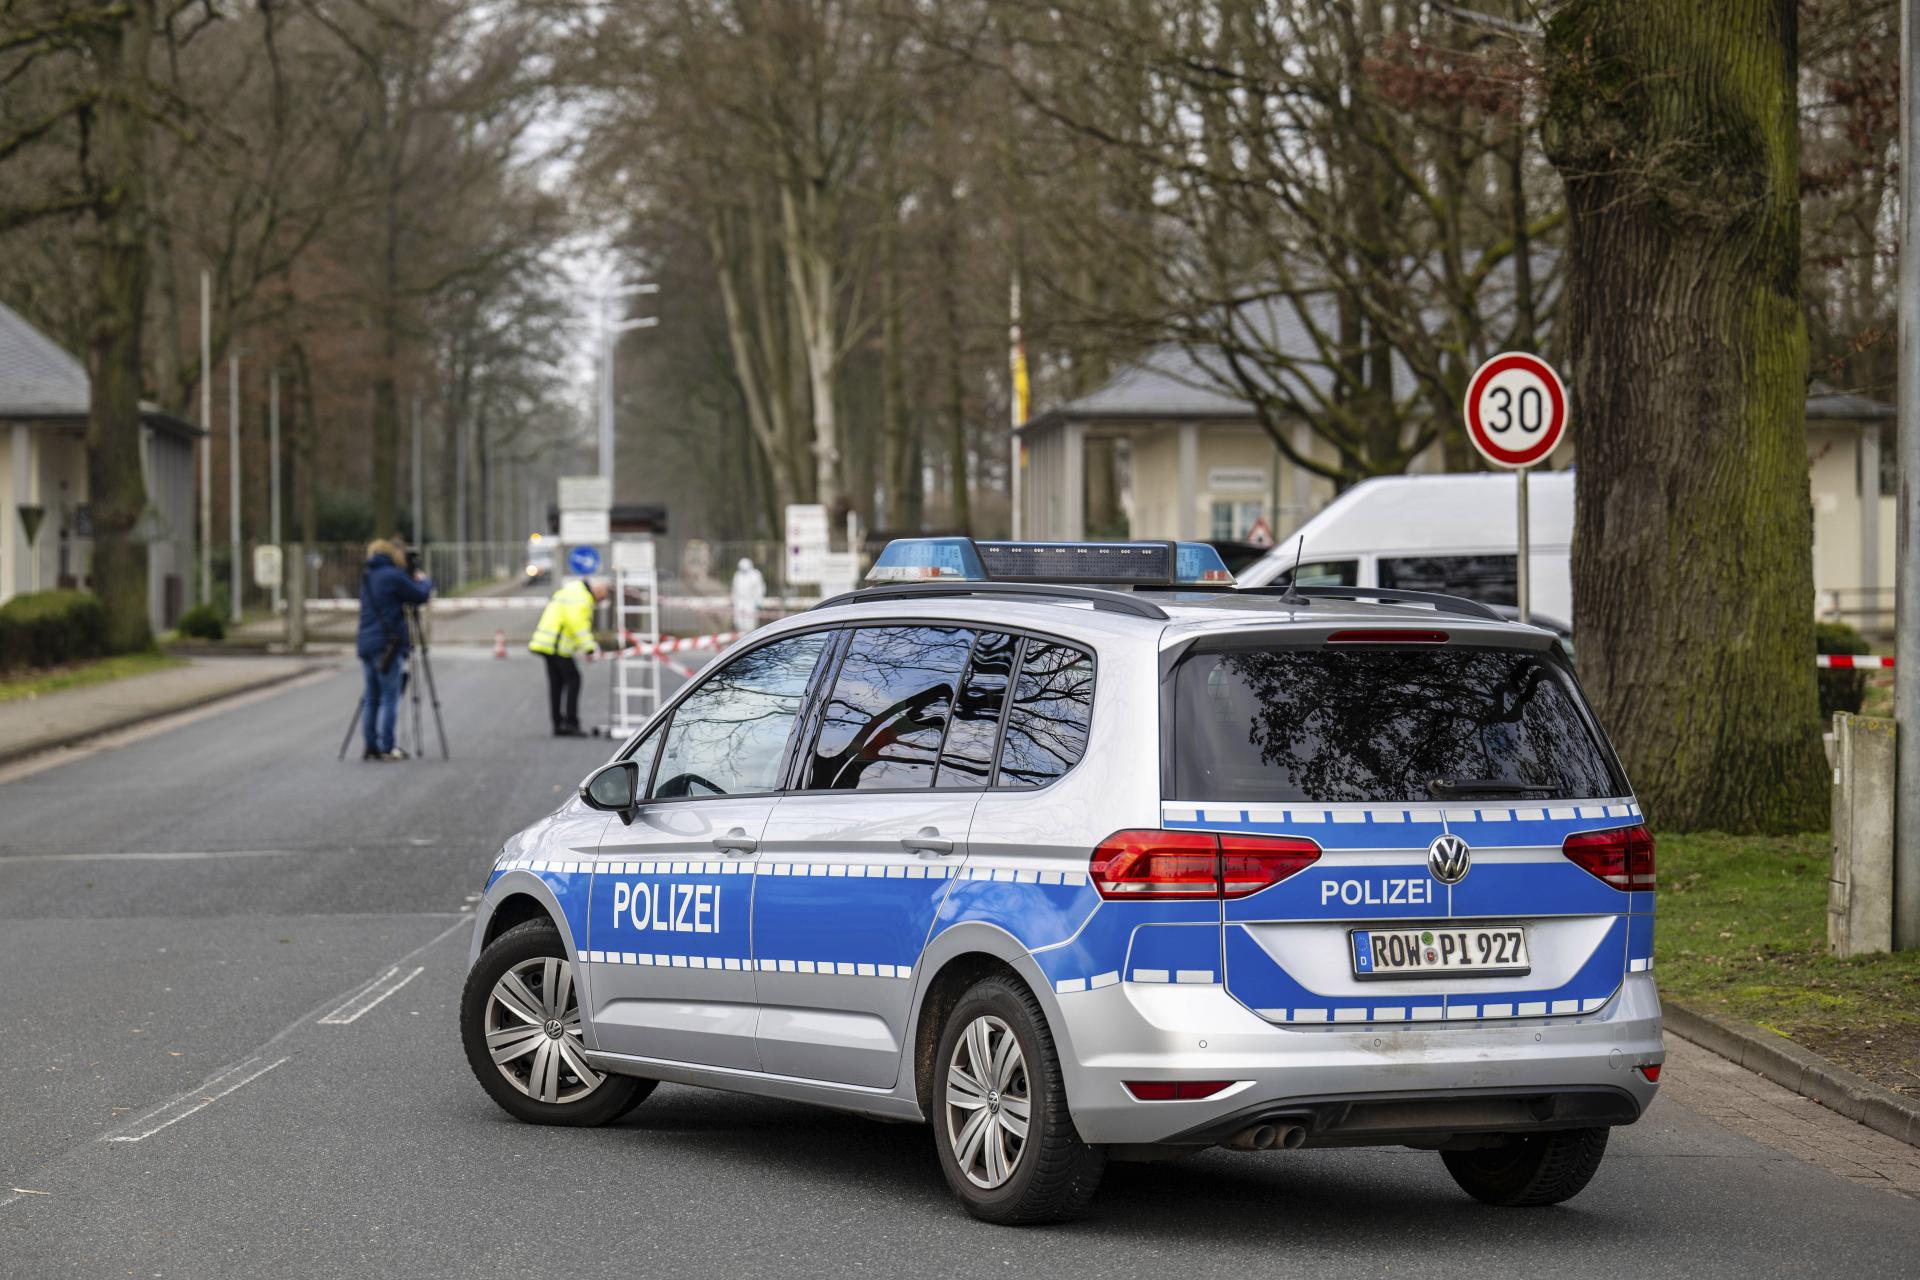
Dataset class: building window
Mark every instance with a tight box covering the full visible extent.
[1210,500,1264,541]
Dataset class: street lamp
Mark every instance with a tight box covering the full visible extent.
[228,350,245,624]
[593,282,660,486]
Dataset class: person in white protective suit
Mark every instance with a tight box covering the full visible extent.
[730,557,766,634]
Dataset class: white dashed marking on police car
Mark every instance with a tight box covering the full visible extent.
[588,952,915,980]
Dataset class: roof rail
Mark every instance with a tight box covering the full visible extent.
[812,580,1170,621]
[1225,584,1505,623]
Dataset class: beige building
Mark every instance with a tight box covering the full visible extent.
[1,301,203,632]
[1805,386,1897,633]
[1016,345,1893,631]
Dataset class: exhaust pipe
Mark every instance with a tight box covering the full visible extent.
[1225,1121,1307,1152]
[1226,1123,1279,1151]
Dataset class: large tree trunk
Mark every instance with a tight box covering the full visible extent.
[1545,0,1827,832]
[84,3,155,653]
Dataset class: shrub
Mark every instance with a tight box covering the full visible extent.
[175,603,226,642]
[0,589,108,672]
[1814,619,1871,721]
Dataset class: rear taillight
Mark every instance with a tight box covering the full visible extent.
[1218,833,1323,897]
[1562,824,1656,891]
[1124,1080,1237,1101]
[1092,830,1320,900]
[1090,830,1220,898]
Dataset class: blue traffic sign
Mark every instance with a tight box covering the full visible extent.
[567,545,602,575]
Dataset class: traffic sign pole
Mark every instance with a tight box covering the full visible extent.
[1463,351,1567,629]
[1896,0,1919,950]
[1517,468,1530,625]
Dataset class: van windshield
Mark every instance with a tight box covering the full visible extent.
[1169,643,1623,804]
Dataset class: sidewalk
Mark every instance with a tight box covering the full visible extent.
[1663,1034,1920,1199]
[0,654,330,765]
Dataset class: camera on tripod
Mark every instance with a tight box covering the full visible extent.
[338,542,448,762]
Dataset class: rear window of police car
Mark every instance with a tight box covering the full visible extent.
[1168,643,1623,804]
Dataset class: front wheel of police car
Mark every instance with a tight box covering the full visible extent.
[460,920,655,1126]
[931,975,1106,1224]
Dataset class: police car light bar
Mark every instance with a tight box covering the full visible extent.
[864,537,1234,587]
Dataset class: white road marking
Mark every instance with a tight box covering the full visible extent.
[0,849,299,864]
[317,965,426,1024]
[104,1055,291,1143]
[94,914,472,1146]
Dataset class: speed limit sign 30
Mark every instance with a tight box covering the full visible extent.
[1462,351,1567,626]
[1464,352,1567,469]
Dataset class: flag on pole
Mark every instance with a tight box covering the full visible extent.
[1009,315,1030,426]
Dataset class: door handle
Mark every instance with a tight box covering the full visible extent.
[901,827,955,857]
[711,828,758,855]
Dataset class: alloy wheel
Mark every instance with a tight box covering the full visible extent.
[483,955,602,1104]
[944,1014,1031,1189]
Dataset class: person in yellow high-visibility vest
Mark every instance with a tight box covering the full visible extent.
[528,577,610,736]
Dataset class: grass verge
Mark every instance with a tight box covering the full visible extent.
[1658,831,1920,1098]
[0,651,187,703]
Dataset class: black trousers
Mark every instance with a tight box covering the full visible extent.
[541,652,581,731]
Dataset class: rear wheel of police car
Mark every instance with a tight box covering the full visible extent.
[931,975,1104,1224]
[1440,1127,1610,1206]
[460,920,654,1126]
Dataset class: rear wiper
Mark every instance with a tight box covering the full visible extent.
[1427,777,1557,799]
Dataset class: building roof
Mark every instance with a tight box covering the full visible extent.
[1024,291,1410,432]
[1805,381,1897,422]
[0,299,203,439]
[1023,298,1896,433]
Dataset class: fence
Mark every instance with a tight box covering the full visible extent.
[257,536,847,643]
[1820,587,1896,639]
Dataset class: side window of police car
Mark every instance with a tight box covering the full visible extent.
[805,625,979,790]
[650,633,829,799]
[995,640,1095,787]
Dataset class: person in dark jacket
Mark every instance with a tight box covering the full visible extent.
[356,538,434,761]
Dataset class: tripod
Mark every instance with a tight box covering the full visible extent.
[336,604,450,761]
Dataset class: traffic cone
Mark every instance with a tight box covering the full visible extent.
[493,629,507,659]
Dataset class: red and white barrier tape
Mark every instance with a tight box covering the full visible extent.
[615,630,739,660]
[1817,654,1895,670]
[302,594,807,612]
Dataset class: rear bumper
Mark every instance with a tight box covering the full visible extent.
[1051,970,1663,1146]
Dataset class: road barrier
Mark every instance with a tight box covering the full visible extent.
[302,595,809,612]
[1819,654,1896,670]
[616,630,738,660]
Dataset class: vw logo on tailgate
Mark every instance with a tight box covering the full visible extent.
[1427,834,1472,885]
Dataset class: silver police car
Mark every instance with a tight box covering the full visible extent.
[460,538,1662,1224]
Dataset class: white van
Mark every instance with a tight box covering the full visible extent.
[1238,471,1574,628]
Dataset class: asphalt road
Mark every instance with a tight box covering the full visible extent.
[1,650,1915,1278]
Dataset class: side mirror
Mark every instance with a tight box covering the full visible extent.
[580,760,640,820]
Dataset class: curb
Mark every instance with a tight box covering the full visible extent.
[0,661,334,769]
[1665,1000,1920,1149]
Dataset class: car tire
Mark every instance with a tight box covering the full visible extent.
[460,919,654,1126]
[930,974,1105,1225]
[1440,1127,1610,1206]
